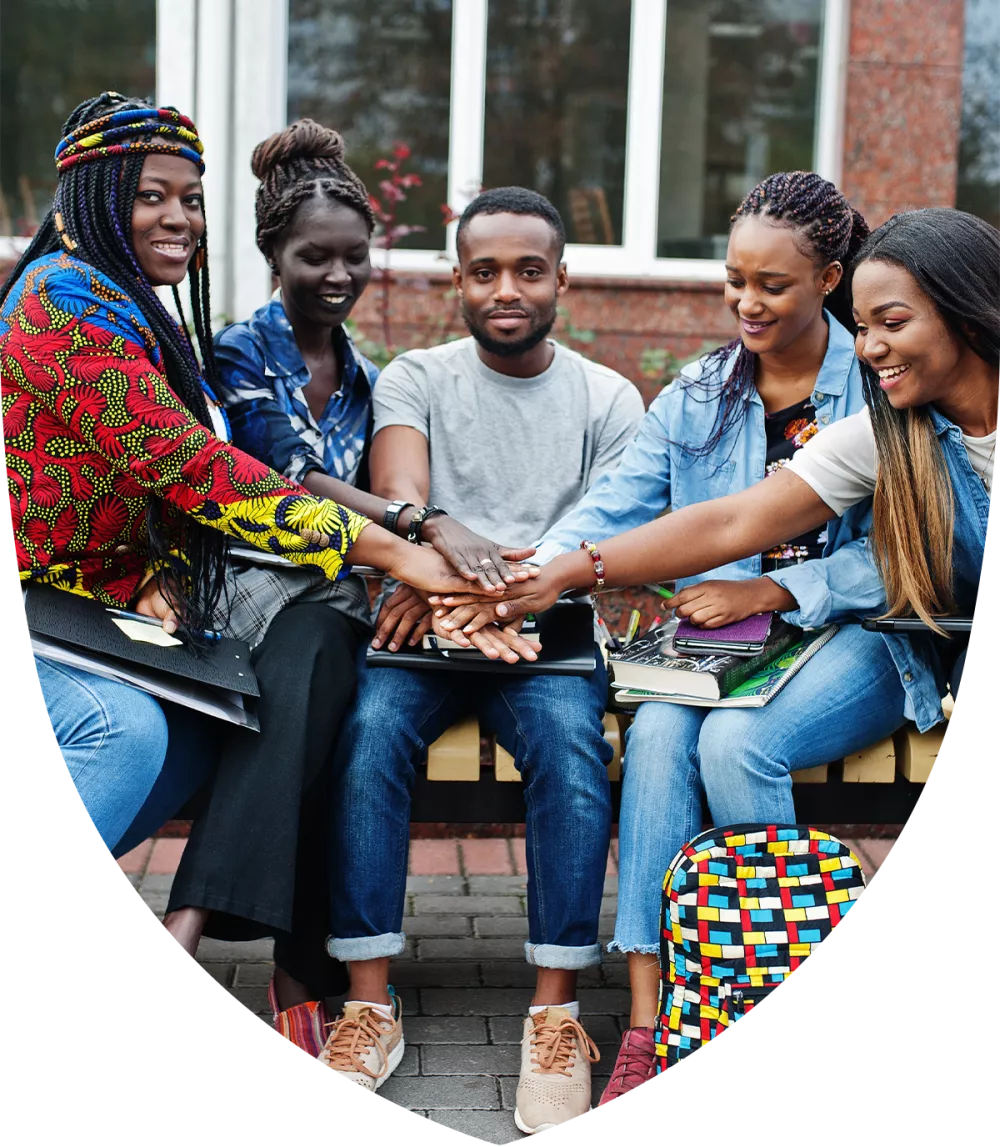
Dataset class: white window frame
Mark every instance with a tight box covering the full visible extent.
[155,0,850,322]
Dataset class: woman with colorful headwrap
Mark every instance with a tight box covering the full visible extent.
[1,92,514,992]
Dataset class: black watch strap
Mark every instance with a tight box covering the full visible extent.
[407,504,448,545]
[382,499,414,536]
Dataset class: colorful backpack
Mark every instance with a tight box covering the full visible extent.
[654,824,866,1071]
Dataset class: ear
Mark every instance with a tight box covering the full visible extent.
[451,263,463,297]
[556,262,569,297]
[820,260,843,297]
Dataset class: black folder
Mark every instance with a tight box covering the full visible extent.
[366,600,596,676]
[24,585,260,730]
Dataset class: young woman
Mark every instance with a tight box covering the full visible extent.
[1,92,510,1040]
[435,204,995,1087]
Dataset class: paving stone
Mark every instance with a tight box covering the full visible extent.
[601,897,618,916]
[401,915,473,938]
[473,916,530,938]
[857,837,894,873]
[429,1109,517,1143]
[418,938,526,962]
[139,893,169,917]
[602,877,619,896]
[229,985,270,1013]
[200,963,232,987]
[460,839,514,875]
[479,962,602,989]
[466,875,527,895]
[421,988,534,1016]
[410,839,461,876]
[138,873,176,895]
[597,916,618,938]
[579,989,630,1016]
[499,1076,519,1110]
[404,876,468,897]
[391,961,482,989]
[397,1043,420,1076]
[231,963,276,986]
[511,837,527,876]
[600,961,631,987]
[414,895,524,917]
[377,1075,500,1110]
[404,1016,489,1044]
[489,1016,530,1044]
[197,937,274,962]
[116,840,152,874]
[422,1044,522,1076]
[126,873,142,887]
[148,837,187,874]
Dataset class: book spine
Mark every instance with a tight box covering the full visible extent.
[716,627,801,695]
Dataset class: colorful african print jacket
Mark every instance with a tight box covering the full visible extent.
[1,253,369,607]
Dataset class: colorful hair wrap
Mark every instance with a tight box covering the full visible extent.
[54,107,205,174]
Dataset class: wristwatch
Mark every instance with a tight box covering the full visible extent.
[382,499,414,536]
[407,504,448,544]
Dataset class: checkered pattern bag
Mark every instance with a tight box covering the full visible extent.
[654,824,866,1071]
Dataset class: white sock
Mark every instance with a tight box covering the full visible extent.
[530,1000,580,1020]
[347,999,395,1020]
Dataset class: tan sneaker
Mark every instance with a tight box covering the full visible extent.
[514,1007,600,1134]
[318,996,404,1091]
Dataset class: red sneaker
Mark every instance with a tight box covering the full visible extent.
[267,975,329,1058]
[598,1026,657,1105]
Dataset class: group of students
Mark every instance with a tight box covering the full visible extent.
[2,91,995,1132]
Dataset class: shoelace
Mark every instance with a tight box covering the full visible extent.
[322,1009,391,1080]
[608,1033,654,1092]
[530,1016,600,1077]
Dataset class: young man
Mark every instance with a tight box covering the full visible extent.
[320,188,644,1131]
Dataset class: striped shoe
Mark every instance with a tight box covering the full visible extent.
[268,976,329,1058]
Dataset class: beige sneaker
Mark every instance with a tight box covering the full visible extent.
[514,1007,600,1134]
[318,997,404,1091]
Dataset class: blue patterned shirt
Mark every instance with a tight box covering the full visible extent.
[214,295,379,486]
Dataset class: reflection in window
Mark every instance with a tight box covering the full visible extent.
[657,0,824,260]
[287,1,453,250]
[483,0,632,246]
[0,0,156,236]
[957,0,1000,227]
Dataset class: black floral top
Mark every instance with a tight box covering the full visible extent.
[761,395,828,572]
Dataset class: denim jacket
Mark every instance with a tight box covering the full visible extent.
[877,405,990,731]
[534,312,883,629]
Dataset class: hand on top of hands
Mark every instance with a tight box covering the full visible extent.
[669,577,797,628]
[420,514,538,592]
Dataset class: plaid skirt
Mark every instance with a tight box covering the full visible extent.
[220,558,373,648]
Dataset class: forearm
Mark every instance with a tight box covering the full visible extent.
[302,470,406,535]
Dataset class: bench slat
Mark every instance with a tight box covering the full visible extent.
[842,735,897,783]
[426,715,482,781]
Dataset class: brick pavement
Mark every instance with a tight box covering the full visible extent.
[120,834,893,1143]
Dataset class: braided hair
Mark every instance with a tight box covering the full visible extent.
[251,119,374,260]
[684,170,870,461]
[0,91,226,639]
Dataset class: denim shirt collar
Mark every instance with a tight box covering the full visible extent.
[253,294,368,396]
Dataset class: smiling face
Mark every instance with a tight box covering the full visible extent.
[130,153,206,287]
[271,194,372,331]
[455,212,567,358]
[725,216,843,356]
[851,259,973,410]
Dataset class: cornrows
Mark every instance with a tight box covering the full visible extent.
[251,119,374,259]
[679,171,870,464]
[0,90,227,639]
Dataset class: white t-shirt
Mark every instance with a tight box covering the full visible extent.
[786,407,995,515]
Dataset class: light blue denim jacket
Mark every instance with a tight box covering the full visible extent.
[534,312,882,629]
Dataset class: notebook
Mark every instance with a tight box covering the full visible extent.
[24,585,260,730]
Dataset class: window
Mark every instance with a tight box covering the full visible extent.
[483,0,632,246]
[0,0,156,237]
[657,0,825,260]
[957,0,1000,227]
[287,0,453,250]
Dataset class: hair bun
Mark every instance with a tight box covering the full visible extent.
[251,119,345,180]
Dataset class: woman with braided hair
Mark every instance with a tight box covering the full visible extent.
[2,92,519,1031]
[433,171,908,1099]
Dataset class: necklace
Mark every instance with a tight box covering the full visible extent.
[984,437,995,494]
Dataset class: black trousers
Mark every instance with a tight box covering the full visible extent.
[167,601,367,998]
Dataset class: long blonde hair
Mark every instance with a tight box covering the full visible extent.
[849,209,1000,634]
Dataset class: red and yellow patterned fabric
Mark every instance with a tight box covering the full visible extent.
[1,253,369,607]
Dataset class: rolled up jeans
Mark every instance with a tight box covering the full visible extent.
[35,657,214,856]
[328,647,613,969]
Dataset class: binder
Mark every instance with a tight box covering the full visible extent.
[24,585,260,730]
[366,600,597,676]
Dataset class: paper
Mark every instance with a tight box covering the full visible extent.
[111,618,184,647]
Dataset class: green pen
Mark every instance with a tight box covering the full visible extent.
[645,583,675,600]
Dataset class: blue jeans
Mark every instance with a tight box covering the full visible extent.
[36,658,215,857]
[612,624,908,954]
[329,650,612,969]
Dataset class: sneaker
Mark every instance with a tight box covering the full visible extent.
[267,975,329,1058]
[597,1026,656,1105]
[318,995,404,1091]
[514,1007,600,1134]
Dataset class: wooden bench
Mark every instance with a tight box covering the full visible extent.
[410,702,951,824]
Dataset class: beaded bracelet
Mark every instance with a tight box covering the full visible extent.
[579,540,605,591]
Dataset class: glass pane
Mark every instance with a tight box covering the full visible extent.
[287,1,453,250]
[483,0,632,246]
[957,0,1000,227]
[0,0,156,236]
[657,0,824,260]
